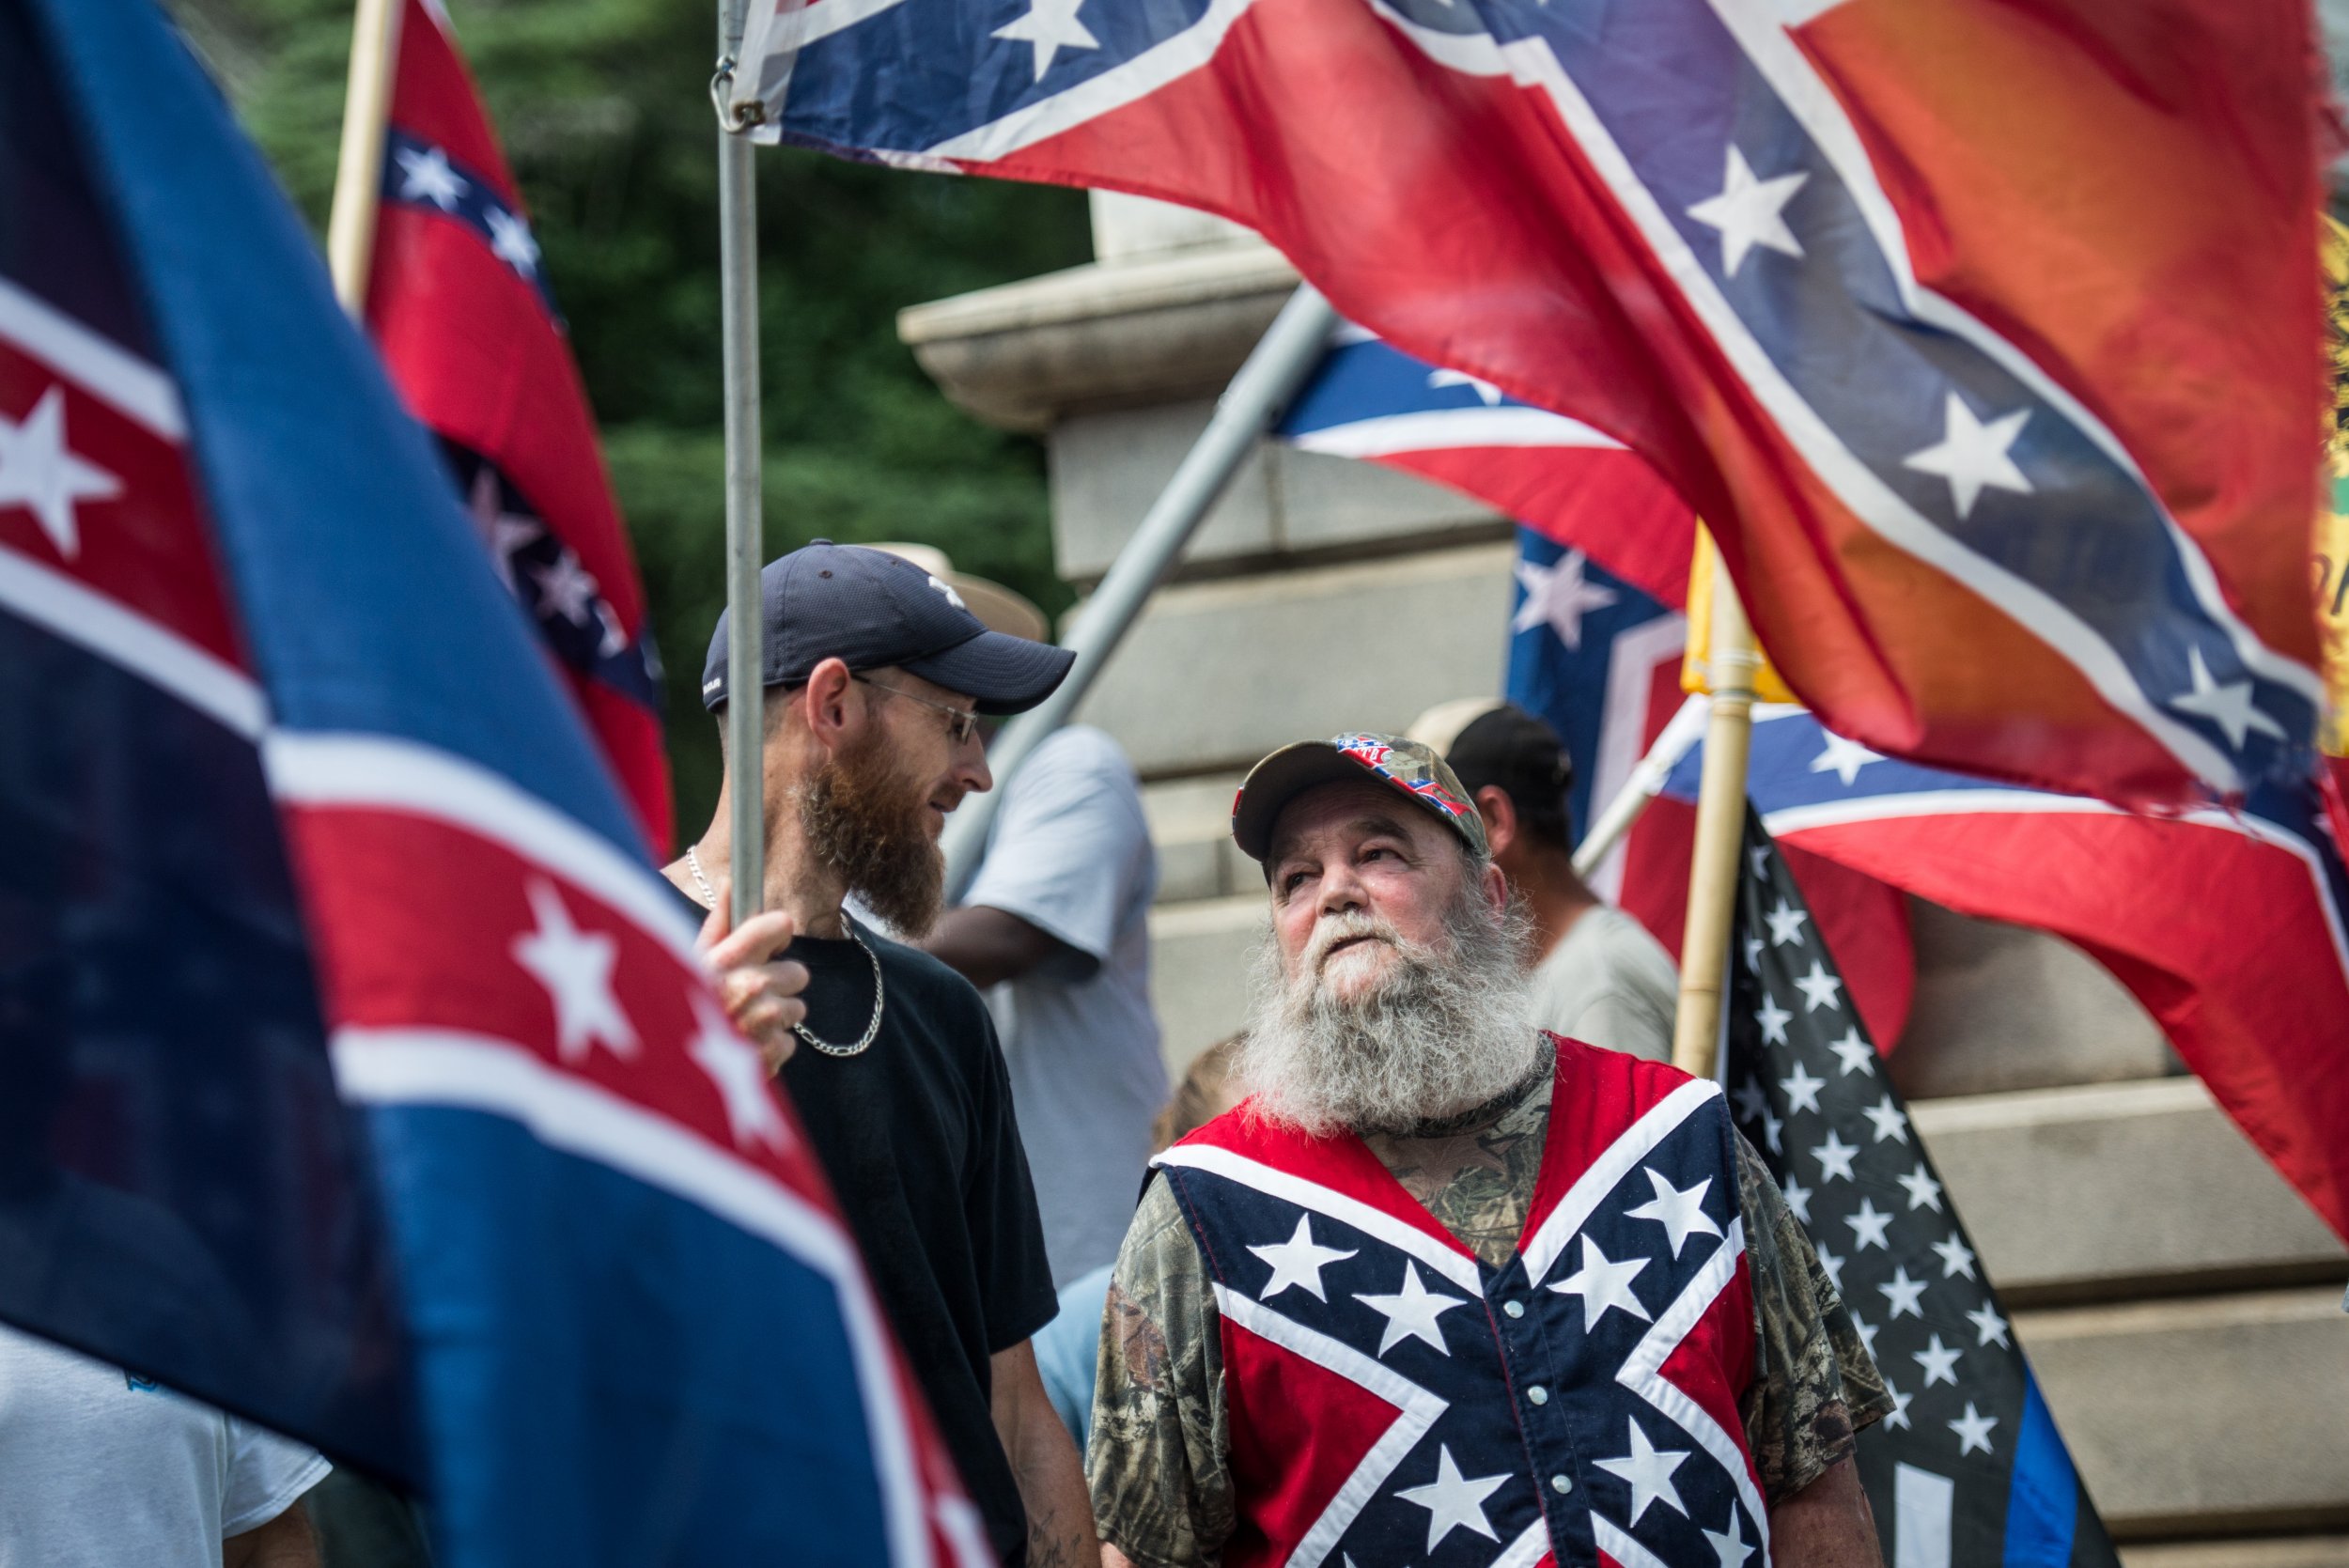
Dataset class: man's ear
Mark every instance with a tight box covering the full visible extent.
[1479,857,1509,920]
[1474,784,1518,857]
[799,658,860,754]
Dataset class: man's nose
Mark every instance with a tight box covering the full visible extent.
[1316,859,1366,917]
[955,733,992,798]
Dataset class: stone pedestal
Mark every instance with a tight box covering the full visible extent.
[902,194,2349,1554]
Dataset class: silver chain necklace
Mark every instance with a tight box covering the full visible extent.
[684,846,885,1059]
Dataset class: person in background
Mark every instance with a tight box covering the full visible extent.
[0,1324,327,1568]
[664,541,1091,1568]
[906,541,1165,1290]
[1030,1035,1243,1452]
[1409,699,1679,1061]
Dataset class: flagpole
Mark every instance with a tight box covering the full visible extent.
[326,0,402,315]
[1571,691,1709,879]
[1670,531,1760,1079]
[941,282,1338,901]
[715,0,764,927]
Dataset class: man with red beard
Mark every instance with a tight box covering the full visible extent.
[662,542,1091,1568]
[1089,734,1889,1568]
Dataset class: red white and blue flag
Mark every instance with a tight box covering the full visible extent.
[0,1,983,1561]
[735,0,2326,808]
[369,0,671,854]
[1667,711,2349,1243]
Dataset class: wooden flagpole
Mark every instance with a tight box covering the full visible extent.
[326,0,402,315]
[1670,529,1761,1079]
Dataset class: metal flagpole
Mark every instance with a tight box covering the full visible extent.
[940,282,1340,901]
[715,0,764,927]
[1570,691,1709,880]
[325,0,403,314]
[1670,530,1761,1079]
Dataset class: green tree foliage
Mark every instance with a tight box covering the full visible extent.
[189,0,1090,841]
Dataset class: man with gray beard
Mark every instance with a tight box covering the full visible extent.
[1088,733,1890,1568]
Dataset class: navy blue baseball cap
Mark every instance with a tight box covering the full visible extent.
[700,540,1075,716]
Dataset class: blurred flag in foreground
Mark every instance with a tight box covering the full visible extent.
[735,0,2326,807]
[366,0,670,853]
[1,0,982,1560]
[1669,713,2349,1244]
[1502,536,1913,1047]
[1725,813,2122,1566]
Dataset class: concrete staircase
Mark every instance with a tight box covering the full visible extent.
[903,195,2349,1560]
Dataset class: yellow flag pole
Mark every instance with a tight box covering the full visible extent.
[1671,529,1761,1079]
[325,0,403,316]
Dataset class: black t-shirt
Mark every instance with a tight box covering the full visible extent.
[672,888,1057,1564]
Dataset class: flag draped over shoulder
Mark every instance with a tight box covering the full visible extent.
[736,0,2326,808]
[1724,811,2121,1567]
[0,1,983,1561]
[369,0,671,854]
[1671,711,2349,1244]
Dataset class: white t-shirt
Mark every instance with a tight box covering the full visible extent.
[1525,905,1680,1063]
[0,1324,329,1567]
[967,726,1168,1287]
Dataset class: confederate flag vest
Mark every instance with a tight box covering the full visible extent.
[1154,1035,1762,1568]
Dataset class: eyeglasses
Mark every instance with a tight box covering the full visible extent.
[854,675,981,748]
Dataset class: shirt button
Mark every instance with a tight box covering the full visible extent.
[1527,1386,1548,1405]
[1550,1474,1573,1496]
[1502,1300,1526,1319]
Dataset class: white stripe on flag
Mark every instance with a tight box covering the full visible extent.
[1894,1462,1954,1568]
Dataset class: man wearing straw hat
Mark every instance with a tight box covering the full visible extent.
[1088,732,1887,1568]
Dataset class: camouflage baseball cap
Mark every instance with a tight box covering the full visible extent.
[1231,732,1489,868]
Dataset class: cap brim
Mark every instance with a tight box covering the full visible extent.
[900,629,1076,717]
[1230,742,1392,863]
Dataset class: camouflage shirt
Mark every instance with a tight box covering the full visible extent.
[1086,1047,1891,1568]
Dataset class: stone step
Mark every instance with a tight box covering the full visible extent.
[1072,542,1517,780]
[2023,1287,2349,1539]
[2123,1539,2349,1567]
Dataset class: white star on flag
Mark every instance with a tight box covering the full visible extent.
[1551,1234,1652,1330]
[1914,1333,1962,1388]
[1353,1261,1469,1356]
[1850,1313,1878,1358]
[1685,144,1809,278]
[1877,1265,1927,1320]
[1967,1300,2012,1348]
[510,878,636,1063]
[1779,1060,1824,1115]
[1625,1168,1722,1258]
[1896,1162,1945,1212]
[1827,1028,1875,1078]
[1743,933,1766,973]
[1844,1197,1892,1251]
[1861,1094,1910,1144]
[1807,732,1884,787]
[1902,390,2032,520]
[1392,1445,1508,1550]
[1248,1215,1356,1302]
[686,989,791,1154]
[1426,366,1504,405]
[1931,1234,1979,1281]
[991,0,1099,80]
[467,463,543,594]
[1793,960,1843,1013]
[1948,1401,1999,1457]
[1780,1175,1812,1224]
[1753,992,1792,1047]
[0,386,120,559]
[1511,548,1619,650]
[395,144,468,210]
[485,207,541,276]
[1595,1418,1691,1526]
[532,551,602,626]
[1764,899,1808,946]
[1760,1108,1784,1156]
[1815,1246,1844,1292]
[1882,1379,1913,1431]
[2168,644,2285,751]
[1811,1127,1858,1182]
[1733,1078,1766,1123]
[1703,1507,1756,1568]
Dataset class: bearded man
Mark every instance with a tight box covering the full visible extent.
[1089,734,1890,1568]
[663,541,1093,1568]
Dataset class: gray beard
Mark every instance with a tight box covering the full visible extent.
[1235,881,1539,1139]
